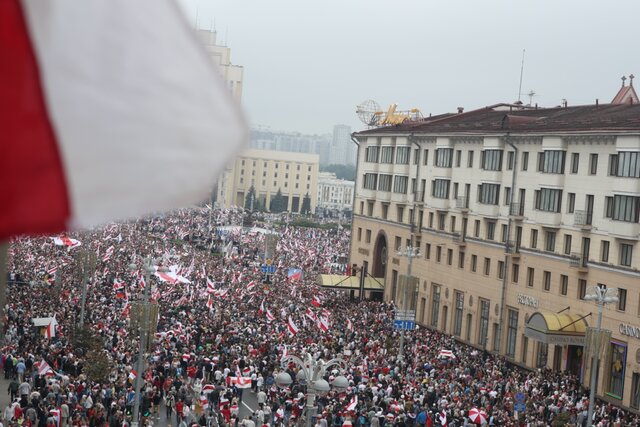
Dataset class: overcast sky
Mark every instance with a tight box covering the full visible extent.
[178,0,640,135]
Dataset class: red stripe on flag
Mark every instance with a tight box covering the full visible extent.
[0,0,70,239]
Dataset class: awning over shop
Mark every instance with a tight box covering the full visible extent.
[317,274,385,291]
[525,311,589,346]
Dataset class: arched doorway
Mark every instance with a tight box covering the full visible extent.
[372,232,388,278]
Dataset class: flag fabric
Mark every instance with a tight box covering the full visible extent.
[311,295,322,307]
[247,281,256,291]
[305,308,318,322]
[258,300,265,316]
[287,316,299,336]
[102,245,114,262]
[51,236,81,249]
[227,376,252,389]
[287,268,303,281]
[347,318,353,332]
[47,266,58,276]
[121,302,131,318]
[0,0,246,240]
[206,296,213,310]
[318,317,329,333]
[266,309,275,322]
[281,345,289,361]
[128,370,137,382]
[438,349,456,359]
[44,319,56,339]
[202,384,215,394]
[37,360,54,376]
[439,411,447,426]
[346,395,358,412]
[206,278,216,294]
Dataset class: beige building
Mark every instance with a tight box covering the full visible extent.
[217,149,319,213]
[350,90,640,409]
[196,29,243,102]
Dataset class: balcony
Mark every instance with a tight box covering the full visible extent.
[455,196,469,212]
[573,210,592,230]
[505,240,520,258]
[452,233,466,246]
[429,197,451,211]
[569,253,588,273]
[509,202,524,220]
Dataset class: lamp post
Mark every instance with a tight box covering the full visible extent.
[396,246,420,361]
[276,353,349,427]
[128,257,167,427]
[584,286,618,427]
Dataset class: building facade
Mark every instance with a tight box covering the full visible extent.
[350,101,640,410]
[316,172,355,216]
[217,149,319,213]
[331,124,356,166]
[250,128,333,165]
[196,29,243,102]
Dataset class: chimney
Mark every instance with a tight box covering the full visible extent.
[457,107,464,114]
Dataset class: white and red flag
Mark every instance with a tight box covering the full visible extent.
[318,317,330,333]
[346,395,358,412]
[287,316,299,336]
[266,309,275,322]
[206,295,213,310]
[102,246,114,262]
[44,318,57,339]
[206,278,216,294]
[305,308,317,322]
[37,360,54,376]
[258,300,265,316]
[246,281,256,292]
[0,0,246,240]
[128,370,137,382]
[121,302,131,318]
[311,295,322,308]
[347,318,354,332]
[51,236,81,249]
[227,376,251,389]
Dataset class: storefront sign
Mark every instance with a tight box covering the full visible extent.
[517,293,539,308]
[619,323,640,339]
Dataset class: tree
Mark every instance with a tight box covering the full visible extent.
[301,193,312,215]
[244,185,257,211]
[320,164,356,181]
[270,189,285,213]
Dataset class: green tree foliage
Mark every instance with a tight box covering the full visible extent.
[244,185,257,210]
[270,189,286,213]
[320,164,356,181]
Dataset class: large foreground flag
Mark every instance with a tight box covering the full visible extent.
[0,0,246,239]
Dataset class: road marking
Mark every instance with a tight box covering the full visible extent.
[242,400,255,414]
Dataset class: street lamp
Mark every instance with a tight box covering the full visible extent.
[396,246,420,361]
[127,257,168,427]
[277,352,349,427]
[583,286,618,427]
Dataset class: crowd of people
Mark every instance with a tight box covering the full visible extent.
[2,207,637,427]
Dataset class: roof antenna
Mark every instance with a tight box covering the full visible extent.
[517,49,526,103]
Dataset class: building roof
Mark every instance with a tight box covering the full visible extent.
[354,102,640,136]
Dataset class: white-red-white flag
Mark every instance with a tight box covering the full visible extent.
[287,316,299,336]
[258,299,265,316]
[0,0,246,240]
[206,295,213,310]
[346,395,358,412]
[266,309,275,322]
[128,370,137,382]
[37,360,54,376]
[347,318,353,332]
[311,295,322,308]
[318,317,330,333]
[51,236,81,249]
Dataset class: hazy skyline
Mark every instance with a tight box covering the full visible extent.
[179,0,640,135]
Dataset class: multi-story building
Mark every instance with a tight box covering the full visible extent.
[350,85,640,409]
[331,124,356,166]
[196,29,243,102]
[316,172,355,216]
[217,149,319,213]
[250,128,332,164]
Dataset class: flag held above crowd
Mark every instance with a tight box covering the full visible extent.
[0,0,246,239]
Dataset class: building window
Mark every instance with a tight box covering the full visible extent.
[535,188,562,212]
[365,229,371,243]
[560,274,568,295]
[436,246,442,262]
[453,292,464,336]
[367,201,374,217]
[438,213,445,231]
[423,149,429,166]
[486,221,496,240]
[521,151,529,171]
[425,243,431,260]
[467,150,474,168]
[481,150,503,171]
[428,212,434,228]
[543,271,551,291]
[571,153,579,173]
[539,150,566,173]
[475,299,489,348]
[530,229,538,249]
[607,342,627,399]
[545,231,556,252]
[619,288,627,311]
[357,228,362,241]
[578,279,587,299]
[458,251,465,268]
[483,257,491,275]
[431,179,450,199]
[378,174,392,192]
[589,153,598,175]
[620,243,633,267]
[363,173,377,190]
[455,150,462,167]
[395,146,410,164]
[507,151,514,170]
[497,260,504,279]
[474,220,480,237]
[430,285,441,327]
[612,151,640,177]
[397,205,404,223]
[413,148,419,165]
[512,264,519,283]
[527,267,534,287]
[382,203,389,220]
[380,146,394,163]
[536,343,548,368]
[601,240,610,262]
[501,224,508,242]
[478,183,500,205]
[563,234,572,255]
[471,255,477,272]
[503,187,511,206]
[393,176,409,194]
[567,193,575,214]
[605,195,640,222]
[506,309,519,357]
[435,148,453,167]
[447,249,453,265]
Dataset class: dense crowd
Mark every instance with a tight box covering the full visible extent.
[2,207,637,427]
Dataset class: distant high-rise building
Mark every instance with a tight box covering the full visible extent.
[196,29,243,103]
[249,128,333,165]
[331,124,355,166]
